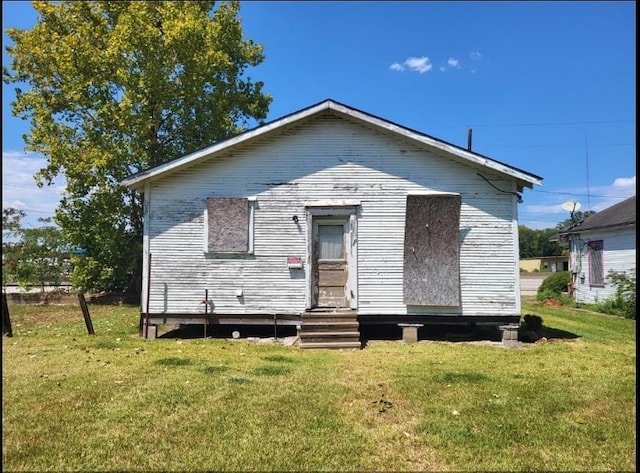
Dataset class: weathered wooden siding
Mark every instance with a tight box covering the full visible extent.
[571,226,636,304]
[143,114,521,317]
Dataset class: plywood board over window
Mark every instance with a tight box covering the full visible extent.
[206,197,250,253]
[403,194,461,306]
[587,240,604,286]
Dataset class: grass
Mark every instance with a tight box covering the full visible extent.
[2,299,636,472]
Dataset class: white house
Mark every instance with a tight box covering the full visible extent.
[558,195,636,304]
[121,99,543,347]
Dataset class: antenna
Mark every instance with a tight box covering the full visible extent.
[561,201,582,222]
[585,133,591,213]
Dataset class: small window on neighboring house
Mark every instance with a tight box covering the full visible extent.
[204,197,255,255]
[587,240,604,286]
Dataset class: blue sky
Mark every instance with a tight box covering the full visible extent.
[2,1,636,230]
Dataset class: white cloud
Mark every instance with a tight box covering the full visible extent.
[440,57,461,72]
[404,56,432,73]
[447,58,460,68]
[2,150,65,227]
[390,56,432,74]
[587,175,636,212]
[612,175,636,189]
[520,175,636,229]
[526,203,572,215]
[469,50,482,61]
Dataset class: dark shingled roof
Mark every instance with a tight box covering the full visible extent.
[562,195,636,234]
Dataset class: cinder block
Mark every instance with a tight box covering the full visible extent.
[499,324,519,343]
[144,325,157,340]
[398,323,424,343]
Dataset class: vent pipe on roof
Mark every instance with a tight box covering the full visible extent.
[467,128,473,151]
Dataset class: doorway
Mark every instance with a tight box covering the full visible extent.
[312,217,350,308]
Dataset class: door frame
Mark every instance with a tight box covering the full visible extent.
[312,217,350,309]
[305,203,358,310]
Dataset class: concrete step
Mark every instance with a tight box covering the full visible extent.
[303,319,358,325]
[299,310,361,349]
[302,311,358,322]
[301,322,359,332]
[299,331,361,344]
[299,340,363,350]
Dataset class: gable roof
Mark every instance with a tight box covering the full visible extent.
[559,195,636,235]
[121,98,543,191]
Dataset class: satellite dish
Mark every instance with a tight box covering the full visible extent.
[561,201,581,212]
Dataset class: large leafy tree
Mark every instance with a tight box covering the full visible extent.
[518,225,563,259]
[4,1,272,295]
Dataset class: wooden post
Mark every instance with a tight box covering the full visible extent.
[2,292,13,337]
[144,253,152,339]
[204,289,208,339]
[273,313,278,340]
[78,293,95,335]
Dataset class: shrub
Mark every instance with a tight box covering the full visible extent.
[595,270,636,320]
[537,271,570,301]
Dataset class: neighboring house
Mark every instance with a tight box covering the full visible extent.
[556,195,636,304]
[121,99,543,347]
[519,256,569,273]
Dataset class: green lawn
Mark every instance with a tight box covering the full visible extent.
[2,299,636,471]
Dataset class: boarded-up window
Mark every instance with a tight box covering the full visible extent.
[205,198,251,253]
[588,240,604,286]
[403,194,461,306]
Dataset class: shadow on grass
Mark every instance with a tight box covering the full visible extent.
[155,357,193,366]
[536,325,580,340]
[520,313,580,341]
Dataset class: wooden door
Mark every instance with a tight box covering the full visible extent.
[312,218,349,308]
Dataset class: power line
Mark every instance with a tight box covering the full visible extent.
[433,119,634,130]
[1,206,54,214]
[469,119,633,128]
[585,134,591,213]
[2,184,62,190]
[529,189,632,199]
[2,184,40,190]
[484,143,634,149]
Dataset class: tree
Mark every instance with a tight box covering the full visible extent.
[2,207,25,241]
[537,227,563,257]
[4,1,272,296]
[555,210,596,230]
[518,225,539,259]
[518,225,563,259]
[2,209,71,293]
[2,208,26,286]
